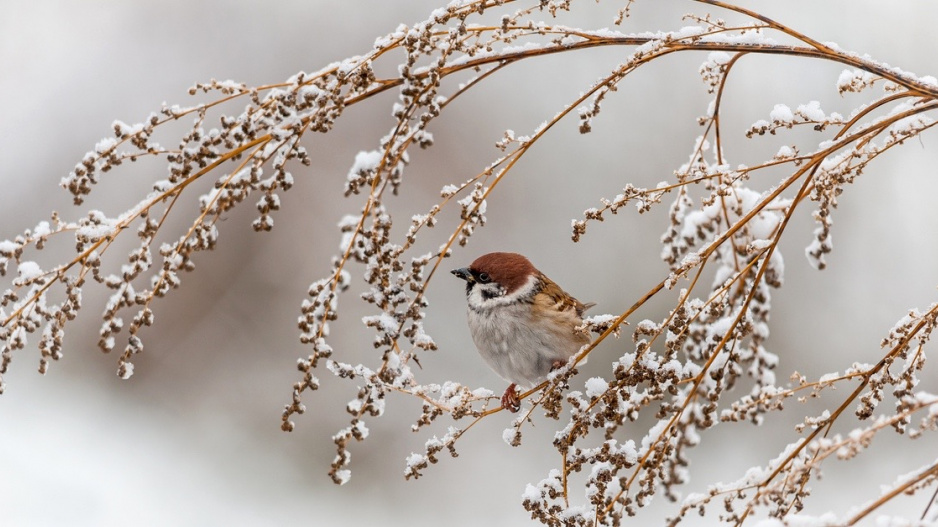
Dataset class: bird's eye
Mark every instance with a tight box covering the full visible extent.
[477,272,491,283]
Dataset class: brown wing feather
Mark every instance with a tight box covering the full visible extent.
[536,272,592,318]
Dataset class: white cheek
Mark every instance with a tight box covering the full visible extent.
[466,283,506,309]
[466,274,539,310]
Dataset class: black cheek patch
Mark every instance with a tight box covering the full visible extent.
[481,288,502,301]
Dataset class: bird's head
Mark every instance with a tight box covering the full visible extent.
[451,252,538,306]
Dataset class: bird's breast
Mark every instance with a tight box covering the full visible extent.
[465,301,588,387]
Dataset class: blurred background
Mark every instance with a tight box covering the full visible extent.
[1,1,937,525]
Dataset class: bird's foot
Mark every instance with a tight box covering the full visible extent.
[501,384,521,413]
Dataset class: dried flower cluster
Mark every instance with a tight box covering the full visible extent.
[2,1,937,525]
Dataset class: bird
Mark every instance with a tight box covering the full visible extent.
[451,252,593,412]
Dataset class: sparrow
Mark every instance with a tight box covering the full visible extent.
[451,252,593,412]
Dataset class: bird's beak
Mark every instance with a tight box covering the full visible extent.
[451,267,473,282]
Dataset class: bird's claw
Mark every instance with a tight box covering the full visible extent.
[501,384,521,413]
